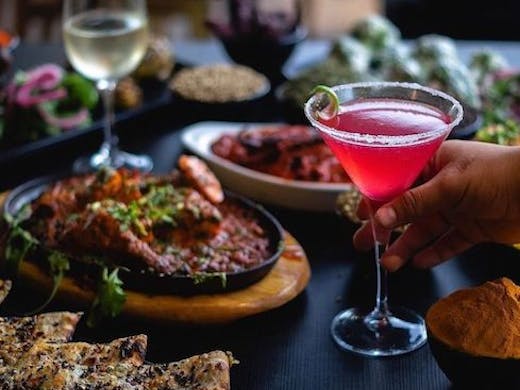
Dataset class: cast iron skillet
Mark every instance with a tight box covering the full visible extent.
[3,173,285,295]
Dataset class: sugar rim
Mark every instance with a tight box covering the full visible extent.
[304,81,464,146]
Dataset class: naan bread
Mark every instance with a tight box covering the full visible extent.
[1,334,147,389]
[0,312,81,366]
[0,300,232,389]
[40,350,231,390]
[0,279,12,305]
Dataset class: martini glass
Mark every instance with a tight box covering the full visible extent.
[305,82,463,357]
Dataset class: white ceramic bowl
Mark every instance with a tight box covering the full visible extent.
[181,121,353,212]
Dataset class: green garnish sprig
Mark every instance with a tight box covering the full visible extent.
[3,205,37,275]
[87,267,127,327]
[28,251,70,315]
[192,271,227,288]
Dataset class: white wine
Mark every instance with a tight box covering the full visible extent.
[64,10,148,81]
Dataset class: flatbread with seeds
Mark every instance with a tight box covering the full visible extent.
[0,334,147,389]
[0,280,12,305]
[0,312,81,366]
[37,350,232,390]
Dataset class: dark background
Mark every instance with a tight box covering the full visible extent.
[3,0,520,43]
[387,0,520,40]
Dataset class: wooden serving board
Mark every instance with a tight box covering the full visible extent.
[17,232,311,325]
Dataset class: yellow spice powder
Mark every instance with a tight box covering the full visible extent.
[426,277,520,359]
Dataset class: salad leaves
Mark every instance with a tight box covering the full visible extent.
[0,63,98,145]
[476,72,520,145]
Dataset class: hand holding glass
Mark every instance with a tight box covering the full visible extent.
[305,82,463,356]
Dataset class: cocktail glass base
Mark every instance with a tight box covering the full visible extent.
[331,306,427,357]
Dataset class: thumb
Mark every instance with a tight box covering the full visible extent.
[375,167,462,229]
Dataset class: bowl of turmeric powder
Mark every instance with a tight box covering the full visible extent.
[426,278,520,387]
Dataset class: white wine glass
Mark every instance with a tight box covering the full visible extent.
[63,0,153,172]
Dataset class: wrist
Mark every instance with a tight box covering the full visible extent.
[509,146,520,199]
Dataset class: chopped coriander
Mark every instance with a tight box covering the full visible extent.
[192,272,227,288]
[28,251,70,314]
[196,256,210,267]
[87,267,126,327]
[11,204,32,225]
[4,226,38,274]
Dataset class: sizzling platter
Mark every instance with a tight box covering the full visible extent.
[1,156,284,304]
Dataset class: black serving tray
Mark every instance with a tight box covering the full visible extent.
[3,172,285,295]
[0,77,172,165]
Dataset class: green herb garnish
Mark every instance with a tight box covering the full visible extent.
[192,272,227,288]
[4,225,38,275]
[4,204,32,226]
[28,251,70,314]
[87,267,126,327]
[140,184,185,226]
[106,201,147,236]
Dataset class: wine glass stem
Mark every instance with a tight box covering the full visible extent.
[97,79,117,161]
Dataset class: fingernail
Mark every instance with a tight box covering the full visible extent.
[376,207,396,228]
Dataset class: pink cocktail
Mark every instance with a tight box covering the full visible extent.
[321,98,450,202]
[305,82,463,357]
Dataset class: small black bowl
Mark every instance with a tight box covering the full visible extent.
[428,329,520,388]
[448,103,483,140]
[220,26,308,85]
[171,78,271,123]
[3,173,285,295]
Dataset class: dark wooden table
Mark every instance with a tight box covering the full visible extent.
[1,39,520,389]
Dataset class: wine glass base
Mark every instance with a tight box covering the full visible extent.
[331,306,427,357]
[73,149,153,173]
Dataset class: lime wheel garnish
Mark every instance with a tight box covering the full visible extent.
[310,85,340,121]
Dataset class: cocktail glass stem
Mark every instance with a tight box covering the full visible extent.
[373,243,389,316]
[364,202,391,332]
